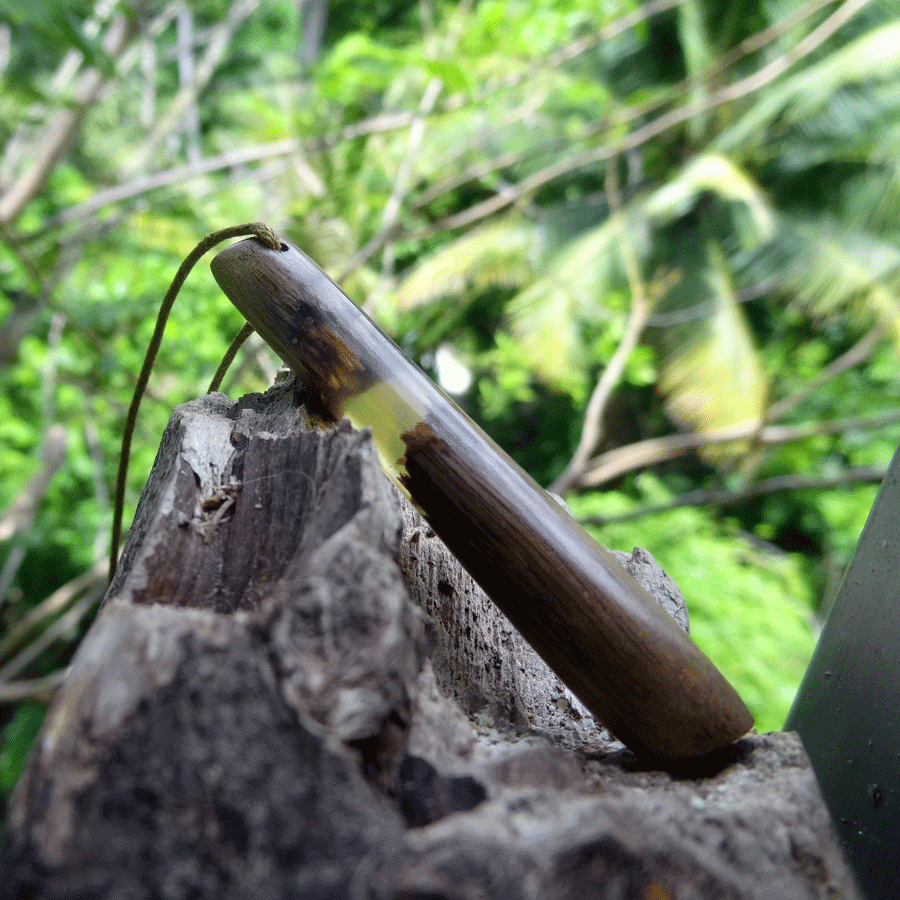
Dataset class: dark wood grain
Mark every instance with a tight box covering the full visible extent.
[210,237,754,758]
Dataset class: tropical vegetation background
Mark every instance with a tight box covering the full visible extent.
[2,0,899,814]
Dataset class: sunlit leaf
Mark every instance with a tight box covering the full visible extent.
[643,153,775,245]
[394,217,541,310]
[653,240,768,460]
[506,216,625,388]
[422,60,473,94]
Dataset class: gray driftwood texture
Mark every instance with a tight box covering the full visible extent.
[1,382,860,899]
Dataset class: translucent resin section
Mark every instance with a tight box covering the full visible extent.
[211,237,754,759]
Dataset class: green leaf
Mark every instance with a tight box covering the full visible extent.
[741,215,900,342]
[422,60,473,94]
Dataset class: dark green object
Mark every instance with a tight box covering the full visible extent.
[1,704,45,823]
[785,446,900,899]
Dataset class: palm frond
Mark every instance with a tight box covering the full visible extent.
[716,19,900,152]
[740,215,900,340]
[760,83,900,174]
[506,216,629,388]
[394,217,541,310]
[643,152,775,245]
[506,153,773,389]
[653,240,769,459]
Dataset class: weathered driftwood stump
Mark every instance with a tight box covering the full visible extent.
[1,382,860,899]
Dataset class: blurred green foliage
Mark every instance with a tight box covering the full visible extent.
[0,705,44,796]
[2,0,900,812]
[570,484,822,734]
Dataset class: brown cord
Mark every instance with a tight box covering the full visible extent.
[208,321,256,393]
[108,223,281,585]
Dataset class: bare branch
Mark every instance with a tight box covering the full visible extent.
[0,669,68,705]
[40,313,66,432]
[0,10,139,225]
[84,418,111,562]
[37,139,301,233]
[710,0,872,106]
[139,19,158,127]
[0,560,107,662]
[549,157,652,495]
[0,425,68,543]
[176,3,202,165]
[378,77,444,280]
[765,326,884,423]
[0,585,104,683]
[581,410,900,487]
[735,325,886,479]
[580,466,885,527]
[0,287,41,368]
[420,0,873,236]
[0,24,9,76]
[37,112,403,234]
[122,0,263,177]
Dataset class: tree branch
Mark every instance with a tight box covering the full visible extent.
[378,77,443,280]
[0,419,70,612]
[580,409,900,487]
[0,561,107,663]
[549,156,651,495]
[0,9,139,225]
[580,466,885,527]
[122,0,262,177]
[0,669,68,705]
[418,0,873,236]
[0,585,104,683]
[765,326,884,424]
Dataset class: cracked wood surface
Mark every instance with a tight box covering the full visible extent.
[1,381,860,900]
